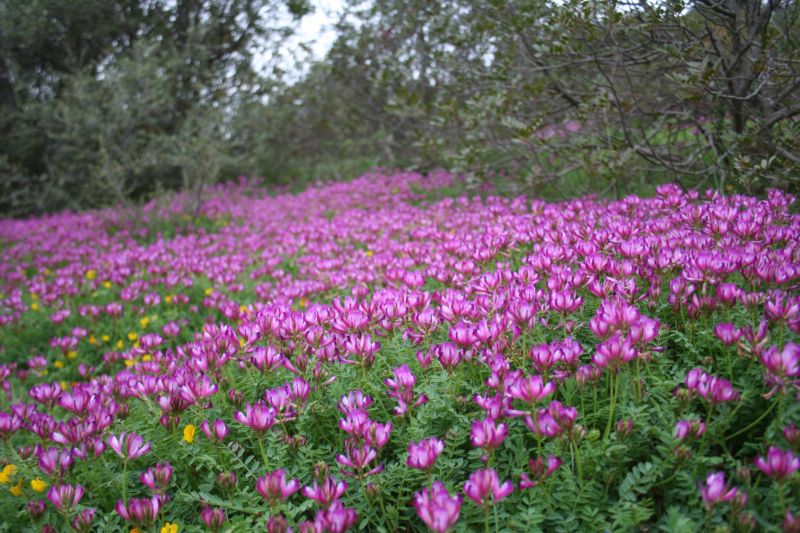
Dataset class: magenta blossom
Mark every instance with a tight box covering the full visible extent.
[200,506,227,532]
[234,402,276,433]
[302,474,349,508]
[115,496,162,526]
[463,468,514,506]
[199,419,229,443]
[46,483,85,512]
[507,375,555,405]
[38,446,74,476]
[139,462,173,494]
[71,508,95,533]
[760,342,800,393]
[470,418,508,451]
[674,419,706,441]
[336,443,384,478]
[256,469,301,505]
[520,455,563,489]
[107,432,151,460]
[407,437,444,471]
[413,481,462,533]
[754,446,800,480]
[699,472,739,509]
[309,500,359,533]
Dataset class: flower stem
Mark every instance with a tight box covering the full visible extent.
[257,437,269,469]
[604,372,619,441]
[725,400,776,441]
[122,459,129,505]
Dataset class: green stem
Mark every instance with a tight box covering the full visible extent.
[493,503,500,533]
[121,459,129,505]
[572,442,583,483]
[483,507,490,533]
[725,400,777,441]
[635,359,642,401]
[257,437,269,469]
[604,373,619,441]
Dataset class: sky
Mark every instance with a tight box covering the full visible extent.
[254,0,345,79]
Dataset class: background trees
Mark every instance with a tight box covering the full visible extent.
[2,0,798,216]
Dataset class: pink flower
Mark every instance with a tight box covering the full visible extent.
[47,483,84,512]
[107,432,151,460]
[200,506,227,532]
[713,323,741,345]
[199,419,229,443]
[338,390,372,414]
[364,421,393,449]
[310,500,358,533]
[385,365,428,416]
[674,419,706,441]
[336,444,383,478]
[37,446,73,476]
[760,342,800,392]
[519,455,562,489]
[754,446,800,480]
[699,472,738,509]
[470,418,508,451]
[234,402,276,433]
[413,481,462,533]
[115,496,162,526]
[523,401,577,438]
[407,437,444,471]
[302,473,348,508]
[71,508,95,533]
[685,368,740,404]
[139,462,173,494]
[463,468,514,506]
[593,333,638,370]
[507,375,555,404]
[29,382,62,408]
[256,469,301,505]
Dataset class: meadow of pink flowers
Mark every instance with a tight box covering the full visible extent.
[0,171,798,532]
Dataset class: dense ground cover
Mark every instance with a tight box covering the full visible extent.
[0,171,798,532]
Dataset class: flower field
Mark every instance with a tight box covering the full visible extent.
[0,172,798,532]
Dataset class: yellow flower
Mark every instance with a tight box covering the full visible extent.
[124,359,135,368]
[66,350,77,359]
[102,281,112,289]
[142,354,152,362]
[0,464,17,484]
[53,360,64,369]
[365,250,374,257]
[299,298,308,308]
[164,295,173,304]
[31,478,47,492]
[85,269,97,280]
[161,522,179,533]
[204,288,213,296]
[10,479,23,496]
[116,339,124,349]
[140,317,150,328]
[183,424,196,444]
[102,334,110,343]
[89,335,97,345]
[60,381,68,391]
[30,303,39,311]
[128,332,138,341]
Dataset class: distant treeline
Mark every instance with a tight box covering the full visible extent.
[2,0,798,216]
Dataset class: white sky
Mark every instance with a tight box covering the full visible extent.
[254,0,345,79]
